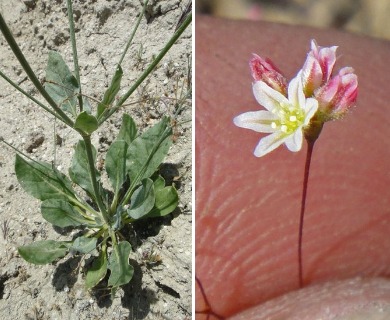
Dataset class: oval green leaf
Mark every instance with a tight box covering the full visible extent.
[71,236,97,254]
[69,140,100,198]
[18,240,71,265]
[15,154,76,201]
[86,249,108,289]
[45,51,79,117]
[41,199,93,228]
[126,116,172,189]
[116,114,137,144]
[127,178,155,219]
[74,111,98,135]
[145,185,178,218]
[106,140,128,194]
[107,241,133,287]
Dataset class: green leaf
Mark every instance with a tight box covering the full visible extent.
[86,249,108,289]
[74,111,98,135]
[45,51,78,116]
[112,205,124,230]
[126,116,172,189]
[71,236,97,254]
[107,241,133,287]
[153,175,165,190]
[18,240,71,265]
[15,154,76,201]
[106,140,128,194]
[116,114,137,144]
[41,199,93,228]
[97,65,123,118]
[82,96,92,114]
[127,178,155,219]
[146,184,178,218]
[69,140,100,198]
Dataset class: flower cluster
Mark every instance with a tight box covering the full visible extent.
[233,40,358,157]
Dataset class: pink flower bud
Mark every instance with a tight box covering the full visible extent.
[314,67,358,119]
[301,40,338,96]
[250,53,287,95]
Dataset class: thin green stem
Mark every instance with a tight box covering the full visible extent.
[66,0,83,111]
[298,140,315,288]
[110,189,121,215]
[82,135,110,224]
[52,119,57,169]
[0,13,74,128]
[0,70,57,118]
[110,229,118,247]
[70,200,99,221]
[117,0,149,66]
[98,12,192,125]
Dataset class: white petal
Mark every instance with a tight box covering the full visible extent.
[254,131,287,157]
[303,98,318,125]
[233,110,279,133]
[288,74,299,107]
[284,128,303,152]
[288,73,305,109]
[252,81,289,112]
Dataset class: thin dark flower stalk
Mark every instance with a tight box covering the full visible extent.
[298,139,315,287]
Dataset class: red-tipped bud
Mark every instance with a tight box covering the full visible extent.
[301,40,338,96]
[250,53,287,95]
[314,67,358,120]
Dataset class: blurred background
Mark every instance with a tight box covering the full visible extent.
[196,0,390,40]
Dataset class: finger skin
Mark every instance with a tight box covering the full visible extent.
[195,16,390,318]
[230,277,390,320]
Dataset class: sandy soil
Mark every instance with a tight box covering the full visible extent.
[0,0,192,319]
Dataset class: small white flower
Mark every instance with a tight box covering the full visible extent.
[233,74,318,157]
